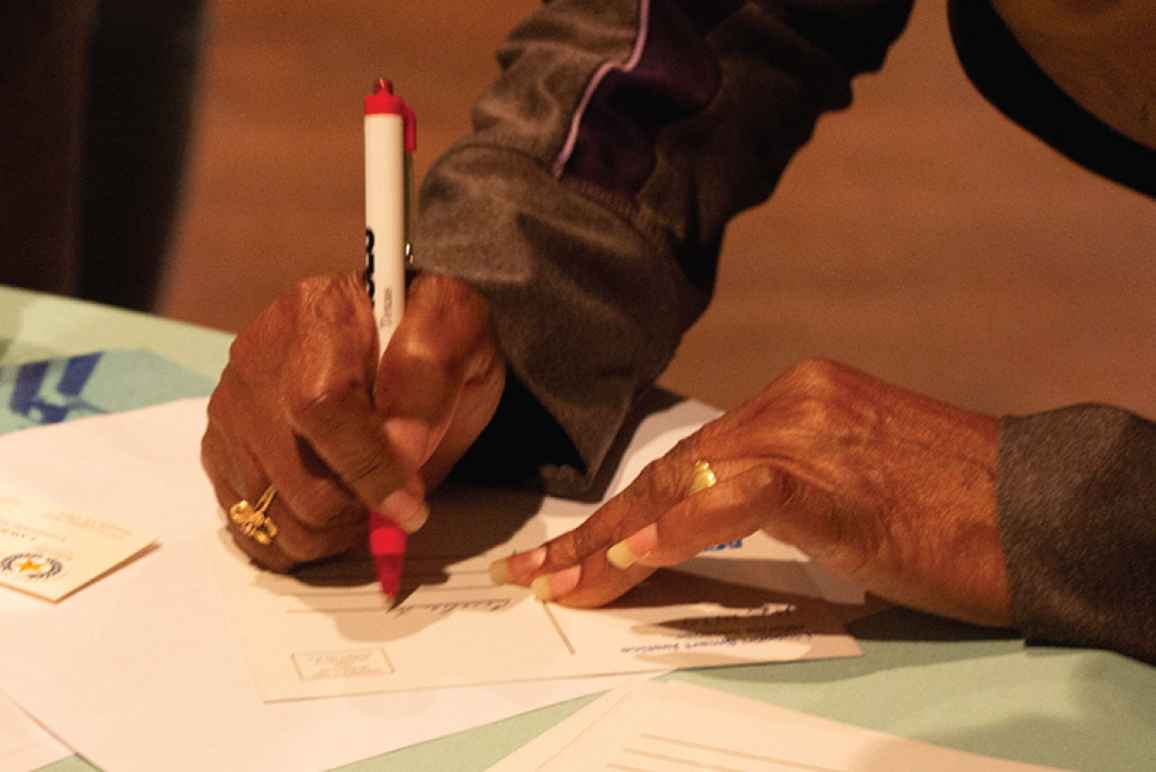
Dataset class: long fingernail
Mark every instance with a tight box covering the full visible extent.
[531,565,581,602]
[489,546,547,585]
[378,488,429,534]
[606,523,659,570]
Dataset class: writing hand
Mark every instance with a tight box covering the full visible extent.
[202,272,504,571]
[491,359,1012,628]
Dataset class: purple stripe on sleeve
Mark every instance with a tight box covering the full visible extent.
[553,0,743,195]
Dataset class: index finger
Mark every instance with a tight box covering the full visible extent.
[521,460,773,608]
[487,440,708,591]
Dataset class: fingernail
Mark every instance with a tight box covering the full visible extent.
[531,565,581,602]
[489,546,546,586]
[488,559,510,586]
[378,488,429,534]
[606,523,659,570]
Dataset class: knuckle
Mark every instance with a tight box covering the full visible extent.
[311,275,369,327]
[634,456,686,502]
[778,360,854,430]
[795,395,837,430]
[200,429,223,476]
[289,482,358,528]
[205,390,227,430]
[228,313,269,360]
[409,275,495,357]
[287,381,361,428]
[692,417,725,447]
[549,533,585,568]
[288,275,332,309]
[786,358,844,394]
[403,336,455,373]
[226,333,250,363]
[569,525,603,560]
[671,433,706,465]
[393,334,465,383]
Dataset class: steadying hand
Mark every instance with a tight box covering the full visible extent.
[491,359,1012,628]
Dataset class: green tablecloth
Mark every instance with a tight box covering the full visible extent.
[4,285,1153,772]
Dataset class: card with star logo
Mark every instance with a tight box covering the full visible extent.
[0,489,155,601]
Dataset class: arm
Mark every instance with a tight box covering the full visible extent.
[417,0,915,495]
[489,362,1156,664]
[200,0,919,569]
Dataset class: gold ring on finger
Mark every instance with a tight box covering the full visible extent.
[228,485,279,545]
[688,460,717,495]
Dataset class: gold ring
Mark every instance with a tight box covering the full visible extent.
[688,460,717,495]
[228,485,279,545]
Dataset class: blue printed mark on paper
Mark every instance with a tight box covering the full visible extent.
[8,353,105,425]
[703,539,744,552]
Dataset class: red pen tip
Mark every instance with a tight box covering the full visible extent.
[373,78,394,95]
[369,511,407,597]
[374,555,403,596]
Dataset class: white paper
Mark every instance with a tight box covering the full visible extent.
[0,488,155,601]
[492,680,1061,772]
[216,500,857,701]
[0,400,630,772]
[0,690,70,772]
[0,396,856,772]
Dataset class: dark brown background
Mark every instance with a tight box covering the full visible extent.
[159,2,1155,419]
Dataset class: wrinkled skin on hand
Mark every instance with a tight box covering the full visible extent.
[494,359,1012,628]
[202,272,505,571]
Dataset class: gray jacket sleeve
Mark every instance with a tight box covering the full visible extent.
[414,0,914,495]
[999,407,1156,663]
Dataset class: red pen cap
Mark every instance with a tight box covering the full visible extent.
[365,79,417,153]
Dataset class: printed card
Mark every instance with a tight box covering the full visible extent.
[0,490,155,601]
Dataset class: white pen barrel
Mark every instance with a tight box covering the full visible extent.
[364,112,407,356]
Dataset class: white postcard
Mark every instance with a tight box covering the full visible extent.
[215,487,860,702]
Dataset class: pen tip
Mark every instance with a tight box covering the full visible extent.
[373,78,393,95]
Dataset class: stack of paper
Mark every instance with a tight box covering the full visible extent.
[0,397,863,771]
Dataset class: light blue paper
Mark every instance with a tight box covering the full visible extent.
[0,349,215,435]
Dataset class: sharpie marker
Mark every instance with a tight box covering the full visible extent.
[364,78,416,598]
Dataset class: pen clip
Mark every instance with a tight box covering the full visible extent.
[405,151,415,265]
